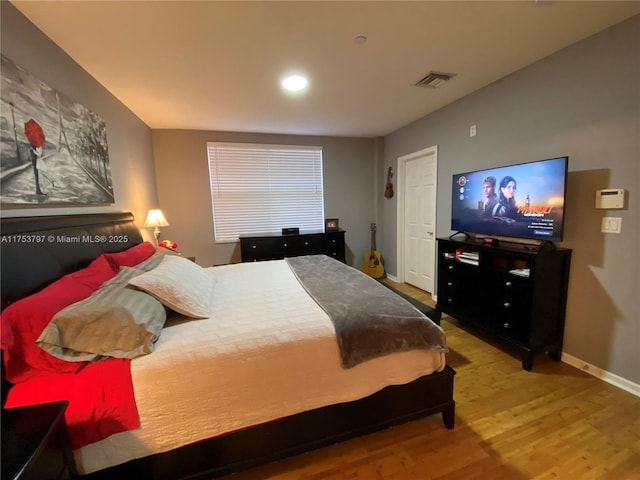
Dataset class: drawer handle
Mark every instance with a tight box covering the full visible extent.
[284,243,288,247]
[252,245,256,249]
[448,265,454,270]
[503,322,510,329]
[503,302,511,309]
[447,298,453,303]
[305,242,309,245]
[505,281,512,287]
[447,282,453,286]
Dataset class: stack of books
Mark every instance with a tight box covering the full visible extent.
[455,249,479,266]
[509,268,530,278]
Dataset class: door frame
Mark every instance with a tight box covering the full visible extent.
[395,145,438,286]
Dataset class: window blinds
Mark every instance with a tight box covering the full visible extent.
[207,142,325,242]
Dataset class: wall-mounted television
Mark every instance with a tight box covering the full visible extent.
[451,156,568,243]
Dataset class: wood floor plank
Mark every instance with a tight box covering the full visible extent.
[219,281,640,480]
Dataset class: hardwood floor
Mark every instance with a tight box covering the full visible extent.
[220,281,640,480]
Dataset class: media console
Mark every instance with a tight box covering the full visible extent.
[436,237,571,371]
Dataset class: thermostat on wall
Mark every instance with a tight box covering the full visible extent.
[595,189,625,209]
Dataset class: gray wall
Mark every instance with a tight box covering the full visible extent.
[383,16,639,384]
[0,3,158,231]
[152,130,377,268]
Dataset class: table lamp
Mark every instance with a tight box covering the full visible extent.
[143,209,169,245]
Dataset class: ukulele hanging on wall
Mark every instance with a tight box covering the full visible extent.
[384,166,394,199]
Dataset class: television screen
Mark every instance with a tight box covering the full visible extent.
[451,156,568,242]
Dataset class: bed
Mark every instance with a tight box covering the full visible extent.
[1,212,455,480]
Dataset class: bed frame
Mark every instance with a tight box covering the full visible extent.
[1,212,455,480]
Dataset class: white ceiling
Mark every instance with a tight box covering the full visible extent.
[12,1,640,138]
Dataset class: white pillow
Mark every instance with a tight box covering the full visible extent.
[128,255,216,318]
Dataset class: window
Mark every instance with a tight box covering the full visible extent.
[207,142,325,242]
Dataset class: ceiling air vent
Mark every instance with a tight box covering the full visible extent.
[414,71,456,88]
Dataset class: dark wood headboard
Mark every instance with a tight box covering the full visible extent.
[1,212,143,309]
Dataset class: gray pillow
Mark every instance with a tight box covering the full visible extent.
[37,267,167,362]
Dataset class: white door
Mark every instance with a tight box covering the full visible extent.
[401,148,437,292]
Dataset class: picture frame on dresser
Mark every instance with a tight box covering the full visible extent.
[324,218,339,231]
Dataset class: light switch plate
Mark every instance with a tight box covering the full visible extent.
[601,217,622,234]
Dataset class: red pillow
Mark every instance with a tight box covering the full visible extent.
[1,255,116,383]
[104,241,155,270]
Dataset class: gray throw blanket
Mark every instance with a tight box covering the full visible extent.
[286,255,447,368]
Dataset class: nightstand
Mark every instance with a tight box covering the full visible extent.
[1,401,75,480]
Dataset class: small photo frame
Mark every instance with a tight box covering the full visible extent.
[325,218,339,231]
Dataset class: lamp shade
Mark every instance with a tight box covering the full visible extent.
[143,209,169,228]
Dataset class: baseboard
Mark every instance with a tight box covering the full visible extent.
[561,353,640,397]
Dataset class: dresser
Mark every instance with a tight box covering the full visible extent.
[436,237,571,371]
[240,230,346,263]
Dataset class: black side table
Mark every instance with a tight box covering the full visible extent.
[1,401,76,480]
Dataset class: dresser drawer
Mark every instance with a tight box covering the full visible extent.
[240,236,285,261]
[297,234,324,254]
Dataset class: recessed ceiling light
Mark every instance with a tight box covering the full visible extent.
[282,75,308,92]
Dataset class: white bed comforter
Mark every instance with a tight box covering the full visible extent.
[74,260,446,474]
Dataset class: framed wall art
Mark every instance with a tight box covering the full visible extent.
[0,54,114,205]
